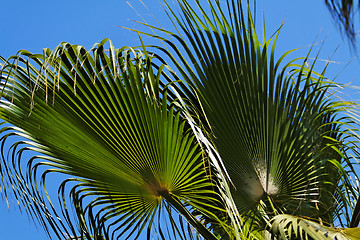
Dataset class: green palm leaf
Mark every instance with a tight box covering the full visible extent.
[133,0,360,235]
[0,39,222,239]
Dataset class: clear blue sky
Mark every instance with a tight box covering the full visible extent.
[0,0,359,239]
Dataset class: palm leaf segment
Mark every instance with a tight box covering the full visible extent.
[325,0,358,44]
[137,0,360,234]
[0,39,222,239]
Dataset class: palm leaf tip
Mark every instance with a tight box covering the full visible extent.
[325,0,358,44]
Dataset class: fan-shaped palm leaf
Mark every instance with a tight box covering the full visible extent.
[0,39,223,239]
[133,0,360,236]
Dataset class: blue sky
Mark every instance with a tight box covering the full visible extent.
[0,0,359,239]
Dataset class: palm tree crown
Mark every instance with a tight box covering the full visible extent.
[1,0,360,239]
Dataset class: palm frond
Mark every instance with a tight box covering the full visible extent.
[134,0,360,233]
[0,39,222,239]
[270,214,360,240]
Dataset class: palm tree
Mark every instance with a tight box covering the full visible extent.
[1,0,360,239]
